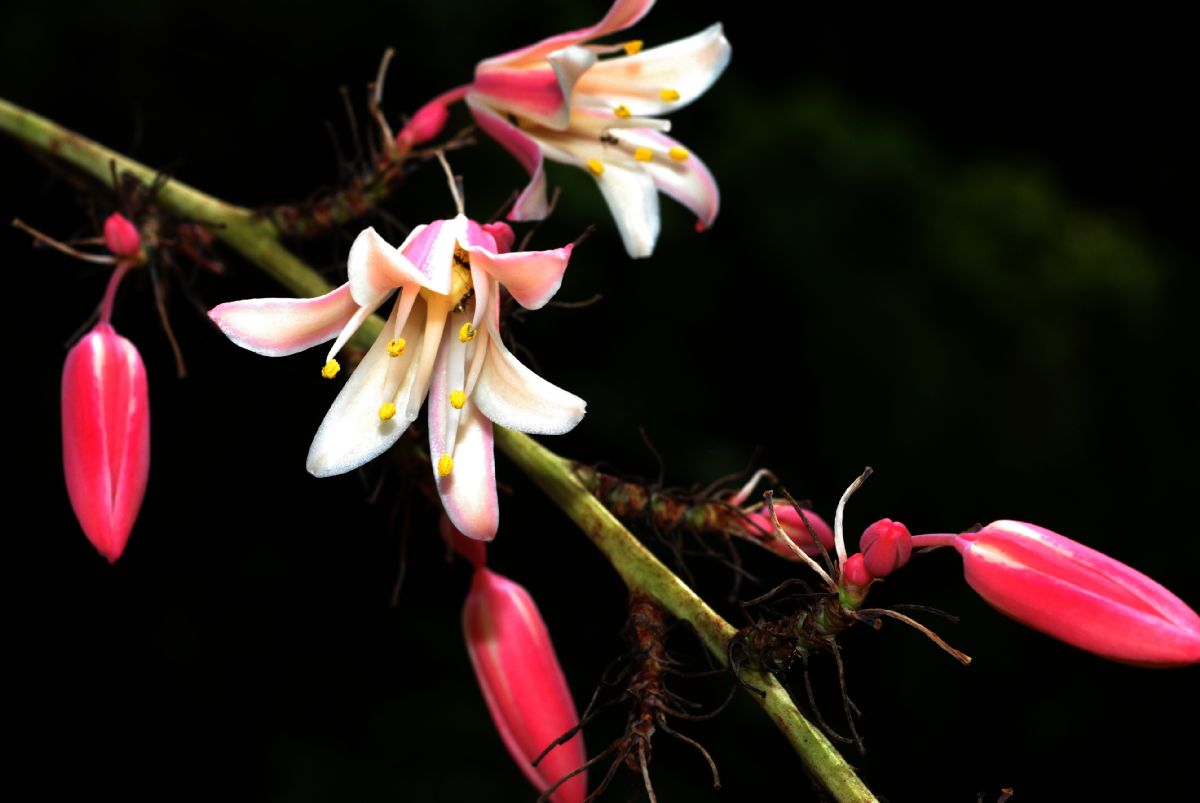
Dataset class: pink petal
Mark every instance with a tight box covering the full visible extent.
[471,47,595,131]
[473,327,586,435]
[305,301,425,477]
[208,283,359,357]
[477,0,655,70]
[614,129,719,229]
[957,521,1200,667]
[346,226,429,305]
[62,324,150,563]
[397,218,461,295]
[464,568,587,803]
[464,242,574,310]
[467,99,551,221]
[574,23,731,116]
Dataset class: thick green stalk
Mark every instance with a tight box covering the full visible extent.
[1,95,876,803]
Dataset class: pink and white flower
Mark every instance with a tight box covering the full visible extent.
[209,217,585,541]
[466,0,730,258]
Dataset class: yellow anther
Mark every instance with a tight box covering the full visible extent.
[586,158,605,175]
[659,88,681,102]
[378,402,397,421]
[623,40,643,56]
[437,454,454,477]
[668,146,690,161]
[633,147,654,162]
[321,359,340,379]
[386,338,407,357]
[458,322,476,343]
[449,390,467,410]
[613,104,632,119]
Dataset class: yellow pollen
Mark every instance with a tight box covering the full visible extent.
[586,158,605,175]
[449,390,466,410]
[633,147,654,162]
[659,88,681,102]
[378,402,397,421]
[458,322,476,343]
[321,359,340,379]
[668,146,690,161]
[386,338,406,357]
[437,454,454,477]
[613,104,632,119]
[623,40,643,56]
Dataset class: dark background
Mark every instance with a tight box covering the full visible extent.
[3,1,1197,800]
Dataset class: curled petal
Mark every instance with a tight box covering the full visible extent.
[305,302,424,478]
[208,284,358,357]
[62,324,150,563]
[464,243,574,310]
[613,129,719,230]
[478,0,655,70]
[347,226,429,305]
[473,46,597,130]
[467,99,551,221]
[575,23,732,116]
[397,219,461,295]
[473,328,586,435]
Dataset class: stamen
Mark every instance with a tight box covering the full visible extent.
[633,147,653,162]
[378,402,397,421]
[586,158,605,175]
[387,338,407,357]
[321,359,340,379]
[623,40,643,55]
[659,88,681,102]
[437,454,454,477]
[449,390,466,410]
[613,104,632,119]
[459,322,476,343]
[668,146,690,161]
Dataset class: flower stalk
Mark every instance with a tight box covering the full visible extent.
[0,95,877,803]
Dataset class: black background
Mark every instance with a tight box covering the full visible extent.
[3,1,1198,801]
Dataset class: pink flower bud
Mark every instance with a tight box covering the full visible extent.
[842,553,872,587]
[464,568,586,802]
[62,323,150,563]
[482,221,516,254]
[102,213,141,261]
[954,521,1200,667]
[745,505,835,560]
[439,514,486,568]
[395,100,449,149]
[859,518,912,578]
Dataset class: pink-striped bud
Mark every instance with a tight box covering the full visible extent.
[954,521,1200,667]
[395,100,449,149]
[62,323,150,563]
[464,568,586,802]
[745,505,835,560]
[842,553,872,587]
[859,518,912,578]
[482,221,516,254]
[103,213,141,260]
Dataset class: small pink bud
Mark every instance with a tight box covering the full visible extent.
[953,521,1200,667]
[439,514,487,568]
[859,518,912,578]
[842,553,872,587]
[62,323,150,563]
[395,100,450,149]
[102,213,141,260]
[745,506,835,560]
[482,221,516,254]
[464,568,586,802]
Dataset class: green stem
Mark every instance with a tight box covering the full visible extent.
[1,95,877,803]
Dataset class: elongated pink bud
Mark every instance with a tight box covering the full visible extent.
[464,568,586,803]
[954,521,1200,667]
[62,323,150,563]
[859,518,912,578]
[745,505,835,559]
[395,100,449,149]
[103,213,141,260]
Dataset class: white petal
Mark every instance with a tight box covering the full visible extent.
[347,227,429,305]
[473,327,586,435]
